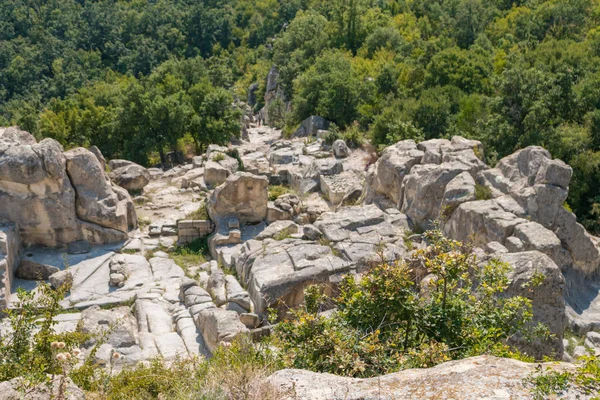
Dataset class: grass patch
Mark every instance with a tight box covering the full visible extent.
[268,185,292,201]
[83,338,283,400]
[273,231,292,241]
[171,237,211,273]
[526,354,600,399]
[212,152,226,162]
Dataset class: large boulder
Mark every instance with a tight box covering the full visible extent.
[236,206,407,316]
[0,127,135,247]
[65,148,137,234]
[110,162,150,191]
[478,146,599,275]
[204,152,239,188]
[197,308,248,353]
[267,356,583,400]
[208,172,269,225]
[293,116,330,137]
[365,140,423,206]
[500,251,566,359]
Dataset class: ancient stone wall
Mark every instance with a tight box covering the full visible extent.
[177,220,215,245]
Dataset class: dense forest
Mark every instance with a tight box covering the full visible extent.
[1,0,600,231]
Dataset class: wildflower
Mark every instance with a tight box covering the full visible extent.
[57,342,66,349]
[72,348,81,357]
[112,352,121,359]
[51,342,60,349]
[64,352,71,360]
[219,341,232,348]
[56,353,66,362]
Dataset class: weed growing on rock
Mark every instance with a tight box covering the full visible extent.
[185,201,209,221]
[527,354,600,399]
[86,338,283,400]
[212,152,226,162]
[475,184,493,201]
[268,185,292,201]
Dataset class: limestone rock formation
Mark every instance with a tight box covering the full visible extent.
[293,116,330,137]
[208,172,269,225]
[267,356,586,400]
[500,251,566,358]
[110,162,151,191]
[0,127,136,247]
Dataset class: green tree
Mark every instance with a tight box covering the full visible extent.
[293,49,361,127]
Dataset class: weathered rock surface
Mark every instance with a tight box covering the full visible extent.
[293,116,329,137]
[0,127,136,247]
[267,356,588,400]
[204,149,239,188]
[235,205,406,316]
[500,251,566,358]
[0,375,86,400]
[110,162,150,191]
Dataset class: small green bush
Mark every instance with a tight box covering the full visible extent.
[226,148,245,171]
[475,184,493,200]
[212,152,226,162]
[341,121,364,147]
[268,185,291,201]
[0,280,109,393]
[527,354,600,399]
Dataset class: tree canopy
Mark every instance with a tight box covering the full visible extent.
[1,0,600,231]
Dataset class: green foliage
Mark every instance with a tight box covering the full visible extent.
[340,121,365,147]
[273,229,540,377]
[185,202,209,221]
[268,185,292,201]
[370,105,424,148]
[3,0,600,231]
[0,280,109,393]
[527,354,600,399]
[293,49,362,128]
[226,148,245,171]
[475,184,493,200]
[212,152,226,162]
[171,237,211,273]
[86,338,281,400]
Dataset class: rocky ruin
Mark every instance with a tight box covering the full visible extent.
[1,120,600,395]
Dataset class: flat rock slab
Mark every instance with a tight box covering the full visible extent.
[267,356,587,400]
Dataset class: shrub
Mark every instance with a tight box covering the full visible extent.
[226,148,244,171]
[527,354,600,399]
[341,121,365,148]
[268,185,292,201]
[475,184,493,200]
[212,152,226,162]
[0,280,108,393]
[273,229,541,377]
